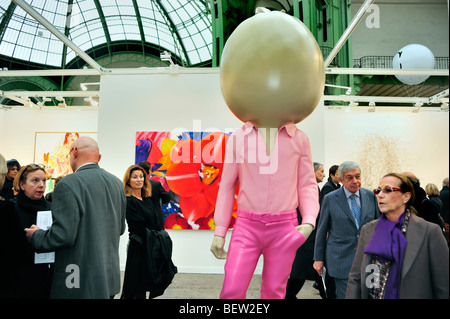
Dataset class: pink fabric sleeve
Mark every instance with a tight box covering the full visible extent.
[213,133,239,237]
[296,131,320,228]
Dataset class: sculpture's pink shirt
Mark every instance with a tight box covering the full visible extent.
[214,121,320,237]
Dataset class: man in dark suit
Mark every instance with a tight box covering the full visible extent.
[313,161,380,299]
[440,177,449,224]
[25,137,126,298]
[320,164,340,198]
[313,162,325,205]
[440,177,449,244]
[286,162,326,299]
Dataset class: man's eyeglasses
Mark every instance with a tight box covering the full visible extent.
[67,147,75,158]
[373,186,401,195]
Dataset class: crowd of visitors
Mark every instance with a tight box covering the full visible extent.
[0,139,448,299]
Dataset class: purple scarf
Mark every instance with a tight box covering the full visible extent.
[364,211,408,299]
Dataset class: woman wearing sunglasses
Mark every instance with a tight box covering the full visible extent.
[13,164,53,298]
[346,173,449,299]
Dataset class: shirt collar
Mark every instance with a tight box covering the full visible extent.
[343,186,360,199]
[243,121,297,137]
[75,162,97,172]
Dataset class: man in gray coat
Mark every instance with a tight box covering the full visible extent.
[313,161,380,299]
[25,136,126,299]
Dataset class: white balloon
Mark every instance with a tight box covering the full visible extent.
[392,44,435,85]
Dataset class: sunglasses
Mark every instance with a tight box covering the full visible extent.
[18,164,46,181]
[22,163,45,171]
[373,186,401,195]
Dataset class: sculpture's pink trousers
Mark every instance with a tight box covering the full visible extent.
[220,208,306,299]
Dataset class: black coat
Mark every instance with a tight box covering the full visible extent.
[414,186,446,236]
[289,187,321,280]
[0,195,26,298]
[13,191,53,299]
[321,177,340,199]
[122,196,177,298]
[149,180,171,217]
[440,186,449,223]
[0,177,14,201]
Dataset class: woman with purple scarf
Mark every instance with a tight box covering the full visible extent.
[346,173,449,299]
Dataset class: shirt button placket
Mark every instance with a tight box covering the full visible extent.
[267,174,273,211]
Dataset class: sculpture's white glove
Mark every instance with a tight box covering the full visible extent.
[210,236,227,259]
[295,223,314,241]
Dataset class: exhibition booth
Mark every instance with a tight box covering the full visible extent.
[1,67,448,273]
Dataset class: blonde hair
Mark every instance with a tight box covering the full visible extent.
[13,164,47,192]
[122,165,152,197]
[0,154,7,176]
[425,183,440,197]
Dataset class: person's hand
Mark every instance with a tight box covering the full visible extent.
[210,236,227,259]
[295,223,313,241]
[313,260,324,276]
[24,224,40,242]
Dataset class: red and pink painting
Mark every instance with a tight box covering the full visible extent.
[136,131,237,230]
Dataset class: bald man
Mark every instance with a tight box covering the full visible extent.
[25,137,126,298]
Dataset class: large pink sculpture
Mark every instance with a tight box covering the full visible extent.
[210,8,325,299]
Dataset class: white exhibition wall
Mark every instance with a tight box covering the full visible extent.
[1,69,448,274]
[97,69,325,273]
[323,109,449,190]
[0,108,98,164]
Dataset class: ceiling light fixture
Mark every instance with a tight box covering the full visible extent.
[80,82,100,91]
[36,97,51,108]
[411,102,423,113]
[56,96,67,107]
[346,102,358,112]
[84,97,99,106]
[325,84,352,95]
[24,98,33,107]
[160,51,174,66]
[160,51,180,73]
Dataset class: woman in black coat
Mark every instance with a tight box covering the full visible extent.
[426,183,444,214]
[121,165,176,299]
[0,155,26,298]
[13,164,53,298]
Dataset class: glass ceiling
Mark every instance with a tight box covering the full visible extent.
[0,0,212,67]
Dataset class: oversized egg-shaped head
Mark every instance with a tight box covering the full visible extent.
[220,9,325,128]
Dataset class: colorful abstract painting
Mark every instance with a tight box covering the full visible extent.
[34,132,97,192]
[136,131,237,230]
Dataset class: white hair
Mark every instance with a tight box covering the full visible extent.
[338,161,360,179]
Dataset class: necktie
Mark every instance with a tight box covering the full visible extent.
[350,193,361,229]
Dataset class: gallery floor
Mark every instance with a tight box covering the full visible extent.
[116,272,322,299]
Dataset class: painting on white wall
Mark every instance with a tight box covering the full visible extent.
[356,132,403,191]
[136,131,237,231]
[34,132,97,192]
